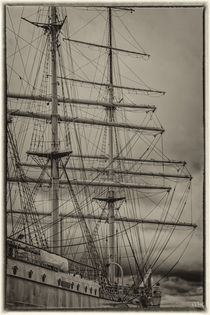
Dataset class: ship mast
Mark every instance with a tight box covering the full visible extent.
[7,5,196,270]
[51,6,60,255]
[108,7,115,283]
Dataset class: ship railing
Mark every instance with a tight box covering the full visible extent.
[99,283,127,301]
[7,239,102,281]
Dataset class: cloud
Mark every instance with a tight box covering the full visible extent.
[167,269,203,283]
[158,275,203,309]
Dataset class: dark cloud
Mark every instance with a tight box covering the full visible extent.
[158,275,204,309]
[168,269,203,283]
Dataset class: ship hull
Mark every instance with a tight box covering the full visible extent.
[6,275,118,309]
[6,258,146,310]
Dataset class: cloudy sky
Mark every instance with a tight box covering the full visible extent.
[133,7,204,304]
[5,2,205,310]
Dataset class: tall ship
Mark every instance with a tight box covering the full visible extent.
[6,5,197,309]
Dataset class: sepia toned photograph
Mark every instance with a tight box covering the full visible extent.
[5,2,205,310]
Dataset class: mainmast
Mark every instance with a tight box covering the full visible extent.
[108,7,115,283]
[51,6,60,255]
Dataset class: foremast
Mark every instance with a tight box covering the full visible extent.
[50,6,60,255]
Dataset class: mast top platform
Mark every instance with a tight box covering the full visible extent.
[21,16,67,32]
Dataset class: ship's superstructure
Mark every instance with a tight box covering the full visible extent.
[6,5,196,309]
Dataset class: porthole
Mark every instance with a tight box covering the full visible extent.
[12,265,18,275]
[28,270,33,278]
